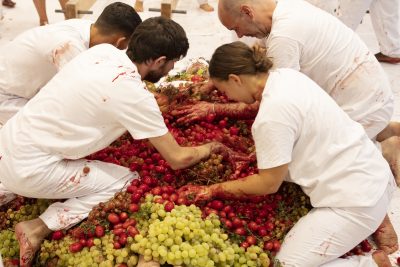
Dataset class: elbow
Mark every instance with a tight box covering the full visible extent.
[269,185,280,194]
[268,181,283,194]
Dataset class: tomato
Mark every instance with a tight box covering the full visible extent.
[51,230,64,240]
[164,201,175,212]
[95,225,105,237]
[107,213,120,224]
[69,242,83,253]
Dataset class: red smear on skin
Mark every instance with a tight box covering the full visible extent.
[16,230,34,265]
[69,176,75,182]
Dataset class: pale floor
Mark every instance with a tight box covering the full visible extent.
[0,0,399,264]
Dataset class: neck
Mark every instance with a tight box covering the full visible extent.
[253,72,269,101]
[89,25,117,48]
[89,24,97,47]
[258,0,276,36]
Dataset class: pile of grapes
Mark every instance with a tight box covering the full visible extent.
[0,63,374,266]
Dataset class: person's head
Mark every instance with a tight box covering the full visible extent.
[209,41,273,104]
[126,16,189,83]
[91,2,142,49]
[218,0,275,39]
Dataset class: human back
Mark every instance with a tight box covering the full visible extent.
[266,0,372,93]
[254,68,391,208]
[0,19,92,99]
[0,2,142,126]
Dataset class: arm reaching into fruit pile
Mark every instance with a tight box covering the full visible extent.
[149,134,253,175]
[171,100,260,124]
[177,165,287,202]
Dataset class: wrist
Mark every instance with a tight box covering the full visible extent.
[209,184,222,197]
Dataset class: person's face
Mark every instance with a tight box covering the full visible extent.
[144,59,176,83]
[212,76,255,104]
[218,3,268,39]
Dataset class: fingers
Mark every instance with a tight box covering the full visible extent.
[176,114,201,124]
[177,185,211,202]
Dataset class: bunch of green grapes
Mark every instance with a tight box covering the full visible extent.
[0,229,19,260]
[36,234,138,267]
[130,195,270,267]
[3,199,53,229]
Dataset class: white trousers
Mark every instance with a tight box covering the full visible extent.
[0,183,16,206]
[309,0,400,57]
[0,159,138,230]
[329,59,394,139]
[0,91,27,126]
[276,179,395,267]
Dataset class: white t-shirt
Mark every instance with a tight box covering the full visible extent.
[252,69,392,208]
[0,19,92,99]
[265,0,373,95]
[0,44,168,178]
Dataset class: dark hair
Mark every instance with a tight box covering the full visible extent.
[209,41,273,80]
[126,16,189,63]
[94,2,142,38]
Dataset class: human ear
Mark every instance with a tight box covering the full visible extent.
[228,74,242,86]
[240,5,254,19]
[115,36,128,50]
[153,56,167,67]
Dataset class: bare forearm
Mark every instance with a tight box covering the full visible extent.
[170,142,213,170]
[210,174,280,198]
[214,101,259,120]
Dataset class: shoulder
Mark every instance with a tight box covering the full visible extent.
[271,0,320,37]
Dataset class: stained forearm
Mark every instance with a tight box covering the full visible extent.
[209,173,280,198]
[214,101,259,120]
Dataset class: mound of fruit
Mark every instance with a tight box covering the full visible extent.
[0,62,372,266]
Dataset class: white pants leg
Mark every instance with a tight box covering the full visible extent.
[1,158,138,231]
[370,0,400,57]
[276,181,394,267]
[329,59,394,139]
[335,0,373,30]
[0,92,28,125]
[306,0,338,16]
[0,183,16,206]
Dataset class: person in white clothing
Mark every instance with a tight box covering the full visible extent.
[134,0,214,12]
[178,41,396,267]
[0,2,142,127]
[309,0,400,64]
[0,17,246,266]
[172,0,399,255]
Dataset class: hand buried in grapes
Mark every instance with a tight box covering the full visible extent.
[211,143,255,178]
[177,185,213,203]
[171,101,214,124]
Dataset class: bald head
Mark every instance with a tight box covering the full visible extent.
[218,0,276,39]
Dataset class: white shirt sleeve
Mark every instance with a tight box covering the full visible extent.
[252,98,301,169]
[109,79,168,140]
[266,36,302,71]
